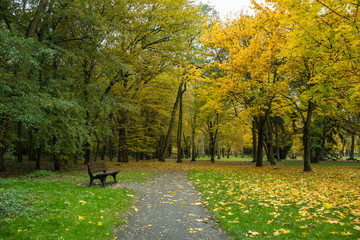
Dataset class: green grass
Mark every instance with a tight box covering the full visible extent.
[0,170,155,240]
[188,165,360,239]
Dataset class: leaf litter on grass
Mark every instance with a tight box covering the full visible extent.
[189,165,360,239]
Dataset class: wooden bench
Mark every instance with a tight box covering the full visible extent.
[86,161,119,187]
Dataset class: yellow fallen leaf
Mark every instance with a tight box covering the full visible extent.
[354,225,360,231]
[196,228,203,231]
[188,213,196,216]
[323,203,333,209]
[341,232,353,236]
[98,196,102,199]
[97,222,102,226]
[17,230,22,232]
[330,232,338,235]
[248,231,259,236]
[78,216,85,220]
[279,229,290,234]
[300,225,307,229]
[302,232,306,237]
[273,231,280,236]
[267,219,274,224]
[195,219,203,222]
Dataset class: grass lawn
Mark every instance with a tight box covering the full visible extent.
[189,164,360,239]
[0,169,155,240]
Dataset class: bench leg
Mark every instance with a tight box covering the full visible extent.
[99,176,107,187]
[111,173,117,183]
[89,177,94,186]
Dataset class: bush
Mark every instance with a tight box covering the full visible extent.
[25,170,55,178]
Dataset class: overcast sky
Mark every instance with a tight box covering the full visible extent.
[198,0,265,18]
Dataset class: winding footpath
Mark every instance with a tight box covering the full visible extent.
[114,170,231,240]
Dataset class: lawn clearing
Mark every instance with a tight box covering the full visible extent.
[0,170,155,240]
[189,165,360,239]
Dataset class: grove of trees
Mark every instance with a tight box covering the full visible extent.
[1,0,359,172]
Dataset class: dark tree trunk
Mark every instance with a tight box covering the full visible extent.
[53,136,60,171]
[177,85,184,163]
[25,0,49,38]
[101,144,106,160]
[191,87,197,162]
[159,82,183,162]
[17,121,23,162]
[265,117,276,165]
[119,126,128,163]
[109,136,113,161]
[0,146,6,172]
[256,116,266,167]
[349,134,356,160]
[35,147,41,170]
[252,120,257,162]
[227,148,230,158]
[303,101,313,172]
[29,130,36,161]
[275,122,280,161]
[210,139,215,163]
[217,147,221,159]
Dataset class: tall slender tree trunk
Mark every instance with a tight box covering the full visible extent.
[252,120,257,162]
[29,130,36,161]
[35,146,41,170]
[191,87,197,162]
[159,82,183,162]
[256,116,266,167]
[265,117,276,165]
[275,122,280,161]
[350,134,355,160]
[177,86,184,163]
[17,121,23,162]
[303,101,313,172]
[53,136,60,171]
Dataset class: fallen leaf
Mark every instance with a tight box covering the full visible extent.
[97,222,102,226]
[78,216,85,220]
[267,219,274,224]
[79,200,87,205]
[341,231,353,236]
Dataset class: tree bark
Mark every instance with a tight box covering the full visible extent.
[265,117,276,165]
[159,81,183,162]
[191,84,197,162]
[35,146,41,170]
[349,134,355,160]
[17,121,23,162]
[303,101,313,172]
[252,119,257,162]
[275,121,281,161]
[256,116,266,167]
[177,84,184,163]
[25,0,49,38]
[29,130,36,161]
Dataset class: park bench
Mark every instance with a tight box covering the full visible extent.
[86,161,119,187]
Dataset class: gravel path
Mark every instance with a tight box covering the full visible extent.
[114,171,231,240]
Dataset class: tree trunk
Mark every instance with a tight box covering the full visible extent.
[275,122,281,161]
[217,146,221,159]
[101,144,106,160]
[159,82,183,162]
[29,130,36,161]
[349,134,355,160]
[0,145,6,172]
[303,101,313,172]
[17,121,23,162]
[227,148,230,158]
[25,0,49,38]
[177,85,184,163]
[191,86,197,162]
[252,120,257,162]
[210,139,215,163]
[53,136,60,171]
[265,117,276,165]
[35,146,41,170]
[109,136,113,161]
[256,116,266,167]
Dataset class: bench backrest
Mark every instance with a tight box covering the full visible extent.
[87,161,107,174]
